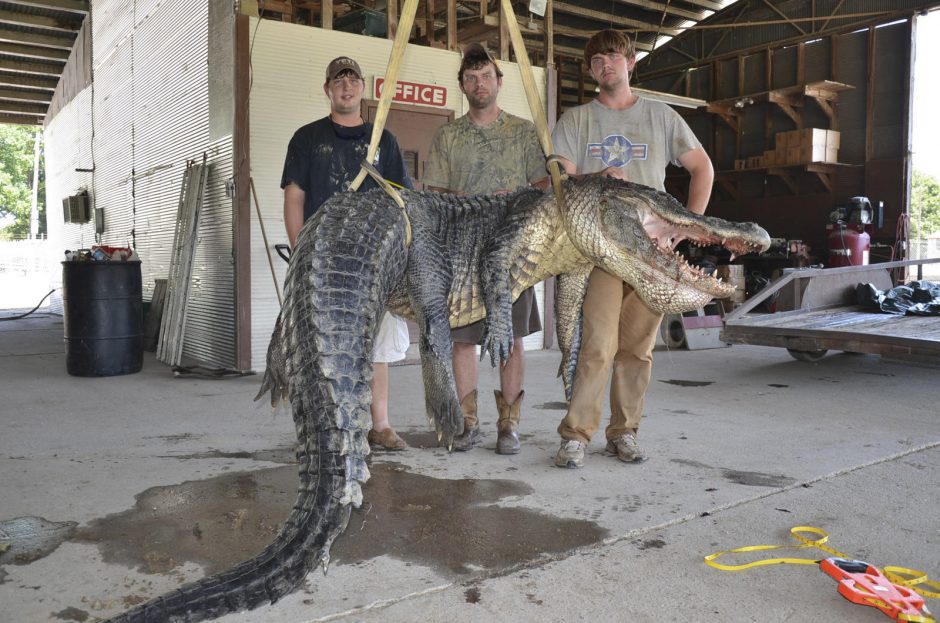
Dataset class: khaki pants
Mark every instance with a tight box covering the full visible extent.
[558,267,662,443]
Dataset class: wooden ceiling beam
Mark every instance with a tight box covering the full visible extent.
[8,0,89,16]
[0,57,63,76]
[0,70,58,89]
[613,0,705,22]
[0,25,75,49]
[679,0,724,10]
[0,7,83,32]
[0,99,46,115]
[0,41,69,61]
[552,1,679,35]
[0,86,52,102]
[0,112,41,125]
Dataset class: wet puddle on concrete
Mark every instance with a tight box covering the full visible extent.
[334,463,607,574]
[659,379,714,387]
[1,462,606,583]
[669,459,795,488]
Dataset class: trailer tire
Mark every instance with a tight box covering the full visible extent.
[787,348,828,362]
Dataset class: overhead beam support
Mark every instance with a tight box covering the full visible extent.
[552,1,679,35]
[0,25,75,49]
[0,71,58,89]
[0,41,70,61]
[0,7,83,33]
[0,58,63,76]
[8,0,89,15]
[0,86,52,102]
[0,112,41,125]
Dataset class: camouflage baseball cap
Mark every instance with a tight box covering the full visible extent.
[325,56,363,81]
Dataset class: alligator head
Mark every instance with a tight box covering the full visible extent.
[562,177,770,314]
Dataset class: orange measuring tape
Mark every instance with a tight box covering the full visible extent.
[705,526,939,622]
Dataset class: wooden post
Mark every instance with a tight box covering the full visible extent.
[322,0,332,30]
[387,0,398,40]
[866,26,875,162]
[446,0,456,50]
[234,14,252,371]
[544,0,554,69]
[499,1,510,61]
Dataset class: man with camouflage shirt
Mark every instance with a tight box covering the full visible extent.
[423,43,545,455]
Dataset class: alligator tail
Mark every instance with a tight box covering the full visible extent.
[104,190,409,622]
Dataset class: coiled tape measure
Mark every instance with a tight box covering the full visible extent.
[705,526,938,622]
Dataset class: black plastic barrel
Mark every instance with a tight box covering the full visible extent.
[62,260,143,376]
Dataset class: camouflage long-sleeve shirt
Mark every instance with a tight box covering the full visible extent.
[422,111,545,194]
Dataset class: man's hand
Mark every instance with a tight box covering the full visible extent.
[596,166,627,180]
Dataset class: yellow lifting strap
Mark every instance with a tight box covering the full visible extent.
[347,0,418,246]
[348,0,418,197]
[498,0,566,209]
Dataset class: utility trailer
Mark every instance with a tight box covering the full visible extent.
[720,259,940,362]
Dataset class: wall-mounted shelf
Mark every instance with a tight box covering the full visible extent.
[707,80,855,132]
[715,162,860,198]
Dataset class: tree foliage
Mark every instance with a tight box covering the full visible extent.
[911,169,940,239]
[0,124,45,240]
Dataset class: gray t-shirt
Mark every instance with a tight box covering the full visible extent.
[551,97,702,191]
[423,110,545,194]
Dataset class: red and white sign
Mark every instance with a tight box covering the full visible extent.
[374,77,447,107]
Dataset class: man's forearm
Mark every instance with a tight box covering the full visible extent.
[686,170,713,215]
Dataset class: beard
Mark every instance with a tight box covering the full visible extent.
[466,89,497,110]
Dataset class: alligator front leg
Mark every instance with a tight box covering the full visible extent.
[406,254,463,448]
[555,265,593,400]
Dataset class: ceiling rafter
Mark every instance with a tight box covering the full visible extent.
[8,0,88,15]
[0,6,83,32]
[552,1,680,36]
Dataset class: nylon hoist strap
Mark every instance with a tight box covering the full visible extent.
[705,526,940,601]
[498,0,566,210]
[348,0,418,195]
[359,159,412,247]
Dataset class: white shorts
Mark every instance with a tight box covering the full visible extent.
[372,312,410,363]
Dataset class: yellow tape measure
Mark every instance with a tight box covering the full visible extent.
[705,526,940,601]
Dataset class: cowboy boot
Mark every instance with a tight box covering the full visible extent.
[452,389,481,451]
[495,389,523,455]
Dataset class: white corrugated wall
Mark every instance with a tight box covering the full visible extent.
[44,0,236,368]
[247,20,548,367]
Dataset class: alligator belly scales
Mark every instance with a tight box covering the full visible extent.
[104,177,769,622]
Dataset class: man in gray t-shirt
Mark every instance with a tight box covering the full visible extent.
[552,30,714,469]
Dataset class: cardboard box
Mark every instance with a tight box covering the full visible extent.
[734,159,746,170]
[786,145,801,165]
[800,143,838,163]
[799,128,828,147]
[764,150,776,166]
[775,131,789,149]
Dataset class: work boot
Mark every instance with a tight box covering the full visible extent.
[452,390,481,451]
[494,389,523,455]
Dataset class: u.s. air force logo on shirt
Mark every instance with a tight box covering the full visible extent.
[586,135,648,168]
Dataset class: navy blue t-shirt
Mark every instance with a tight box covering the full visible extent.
[280,116,414,222]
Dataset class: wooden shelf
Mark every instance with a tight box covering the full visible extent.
[715,162,860,197]
[707,80,854,132]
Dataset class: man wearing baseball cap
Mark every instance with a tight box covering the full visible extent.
[281,56,414,450]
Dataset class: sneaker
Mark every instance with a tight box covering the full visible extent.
[606,432,647,463]
[554,439,586,468]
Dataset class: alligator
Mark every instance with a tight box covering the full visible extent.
[103,176,769,622]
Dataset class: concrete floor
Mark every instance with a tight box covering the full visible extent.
[1,313,938,623]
